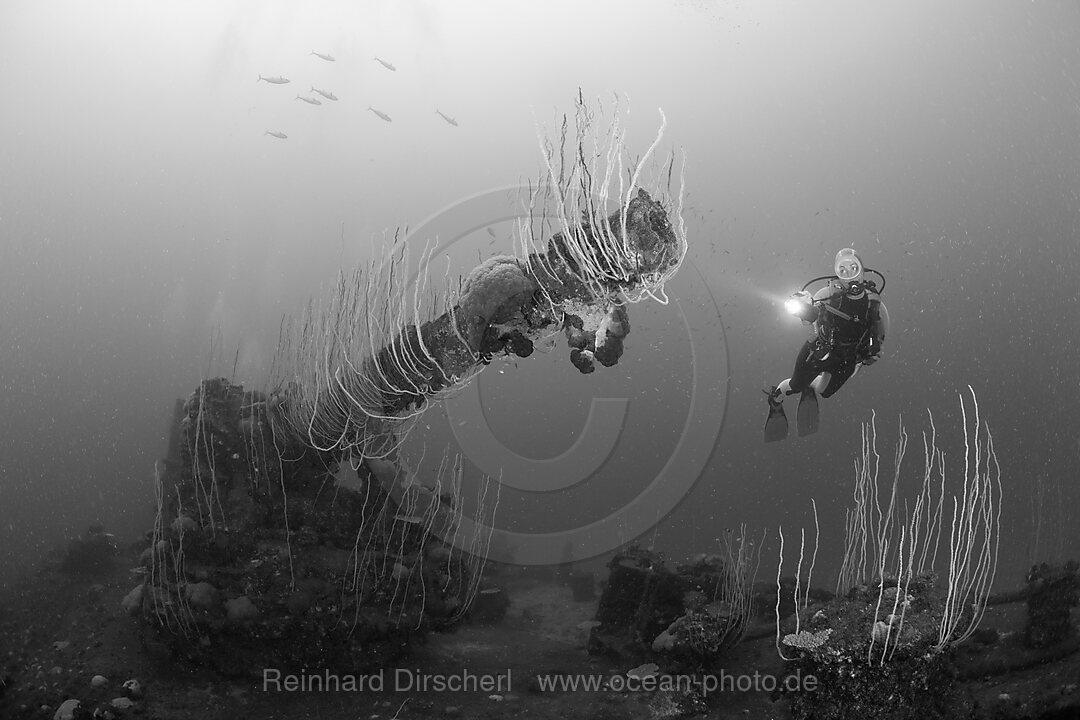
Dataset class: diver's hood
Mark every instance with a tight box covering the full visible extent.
[834,248,864,284]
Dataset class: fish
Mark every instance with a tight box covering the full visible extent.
[311,86,338,101]
[257,75,290,84]
[368,106,392,122]
[310,51,335,62]
[435,109,458,126]
[264,130,288,139]
[296,94,322,105]
[374,56,396,71]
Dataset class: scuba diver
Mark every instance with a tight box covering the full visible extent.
[764,248,889,442]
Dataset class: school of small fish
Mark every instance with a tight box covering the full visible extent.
[258,50,459,140]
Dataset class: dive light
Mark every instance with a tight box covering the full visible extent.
[785,290,817,321]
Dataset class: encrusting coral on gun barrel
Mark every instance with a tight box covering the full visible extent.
[271,93,687,462]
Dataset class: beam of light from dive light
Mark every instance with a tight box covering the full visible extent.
[708,267,813,324]
[711,270,793,308]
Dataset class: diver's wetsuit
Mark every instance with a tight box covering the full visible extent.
[787,283,884,398]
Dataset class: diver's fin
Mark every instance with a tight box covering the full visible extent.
[797,388,819,437]
[764,388,788,443]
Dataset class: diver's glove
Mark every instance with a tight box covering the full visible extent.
[861,346,882,365]
[860,337,882,365]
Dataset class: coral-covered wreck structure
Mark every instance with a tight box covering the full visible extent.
[126,96,688,676]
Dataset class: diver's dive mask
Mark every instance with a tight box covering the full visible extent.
[834,248,864,285]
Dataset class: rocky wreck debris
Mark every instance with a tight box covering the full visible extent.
[586,544,760,672]
[775,573,968,720]
[126,378,494,677]
[1024,561,1079,649]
